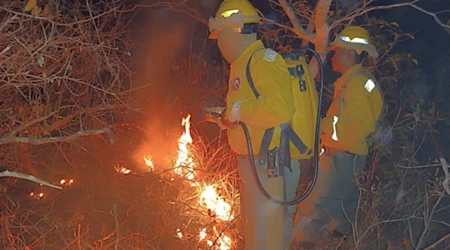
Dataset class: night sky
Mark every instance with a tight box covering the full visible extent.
[250,0,450,65]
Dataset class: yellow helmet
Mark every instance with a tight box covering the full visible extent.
[329,26,379,58]
[208,0,261,39]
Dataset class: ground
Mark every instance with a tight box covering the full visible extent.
[0,117,245,250]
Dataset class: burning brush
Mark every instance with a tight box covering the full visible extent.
[139,114,236,249]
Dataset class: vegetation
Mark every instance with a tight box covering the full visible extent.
[0,0,449,249]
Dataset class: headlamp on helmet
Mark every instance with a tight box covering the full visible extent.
[338,36,369,45]
[208,10,247,33]
[329,26,379,58]
[208,0,261,39]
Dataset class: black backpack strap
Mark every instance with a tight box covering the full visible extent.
[245,48,265,98]
[282,124,312,155]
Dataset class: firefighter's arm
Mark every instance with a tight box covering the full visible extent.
[324,76,382,144]
[226,49,295,129]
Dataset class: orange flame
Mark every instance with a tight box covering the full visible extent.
[143,114,233,249]
[174,114,195,180]
[60,179,74,185]
[200,185,234,221]
[144,155,155,172]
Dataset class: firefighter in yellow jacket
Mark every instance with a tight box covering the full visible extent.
[293,26,384,248]
[208,0,310,249]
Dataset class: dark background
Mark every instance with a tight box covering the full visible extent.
[128,0,450,138]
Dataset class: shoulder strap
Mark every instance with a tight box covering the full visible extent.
[246,48,265,99]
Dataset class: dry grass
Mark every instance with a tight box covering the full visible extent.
[0,1,242,248]
[0,123,242,250]
[1,1,449,250]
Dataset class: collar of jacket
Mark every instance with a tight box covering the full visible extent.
[335,63,364,85]
[230,40,265,70]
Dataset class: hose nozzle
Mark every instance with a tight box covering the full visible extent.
[197,106,225,124]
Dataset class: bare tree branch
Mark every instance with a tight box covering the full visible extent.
[0,128,114,146]
[313,0,332,54]
[332,0,450,31]
[277,0,316,43]
[424,232,450,250]
[415,191,446,249]
[135,1,208,25]
[439,157,450,195]
[0,170,62,190]
[395,163,443,169]
[113,203,121,250]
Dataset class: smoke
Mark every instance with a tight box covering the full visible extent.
[128,6,193,170]
[129,8,191,120]
[132,118,180,173]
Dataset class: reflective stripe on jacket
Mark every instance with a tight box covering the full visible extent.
[321,64,383,155]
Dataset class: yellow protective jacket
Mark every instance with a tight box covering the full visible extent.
[321,64,383,155]
[225,40,296,157]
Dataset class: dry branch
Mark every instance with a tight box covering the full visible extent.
[332,0,450,31]
[113,203,120,250]
[0,0,133,173]
[439,157,450,195]
[0,128,114,145]
[0,170,62,189]
[277,0,449,62]
[424,232,450,250]
[312,0,332,54]
[277,0,315,43]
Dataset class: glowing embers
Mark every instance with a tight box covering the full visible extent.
[59,178,74,186]
[114,164,131,175]
[143,155,155,172]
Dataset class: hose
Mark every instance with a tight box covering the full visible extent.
[239,47,325,206]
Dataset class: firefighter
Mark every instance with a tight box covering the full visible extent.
[293,26,384,248]
[208,0,307,249]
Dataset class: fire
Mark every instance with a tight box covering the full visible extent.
[142,114,235,249]
[176,228,183,239]
[60,179,74,185]
[199,228,207,240]
[30,192,44,199]
[174,114,195,180]
[114,165,131,175]
[217,234,232,250]
[143,155,155,172]
[200,185,234,221]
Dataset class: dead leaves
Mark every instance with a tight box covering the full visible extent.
[24,0,49,17]
[328,9,343,17]
[407,53,419,66]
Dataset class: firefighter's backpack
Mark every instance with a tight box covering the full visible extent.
[245,49,319,160]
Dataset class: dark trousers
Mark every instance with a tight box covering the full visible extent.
[291,149,367,245]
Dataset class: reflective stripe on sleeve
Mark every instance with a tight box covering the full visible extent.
[364,79,375,93]
[332,115,339,141]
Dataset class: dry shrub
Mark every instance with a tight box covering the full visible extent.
[0,123,242,249]
[0,0,175,249]
[0,1,243,249]
[0,0,133,173]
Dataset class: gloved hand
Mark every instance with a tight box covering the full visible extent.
[219,108,238,129]
[198,107,238,130]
